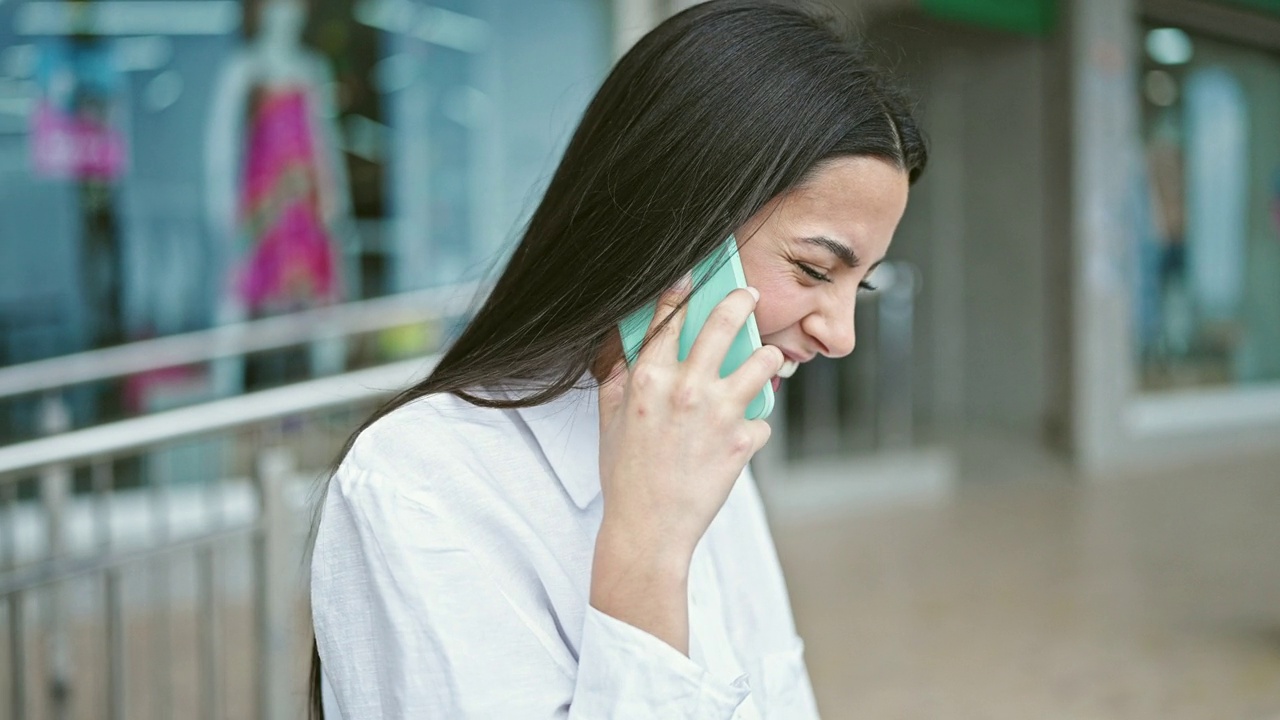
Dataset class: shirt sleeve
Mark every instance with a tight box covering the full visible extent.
[311,464,751,719]
[575,606,751,717]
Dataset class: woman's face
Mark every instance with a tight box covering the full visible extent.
[736,156,910,388]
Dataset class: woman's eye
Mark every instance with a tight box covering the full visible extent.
[795,262,831,283]
[796,261,879,291]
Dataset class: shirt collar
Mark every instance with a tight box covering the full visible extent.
[508,373,602,510]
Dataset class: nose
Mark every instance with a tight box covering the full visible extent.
[804,300,857,359]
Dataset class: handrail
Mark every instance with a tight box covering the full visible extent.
[0,356,436,479]
[0,281,483,400]
[0,523,259,595]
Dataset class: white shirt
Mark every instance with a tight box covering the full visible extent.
[311,374,821,719]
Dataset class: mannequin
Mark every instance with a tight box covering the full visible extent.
[205,0,353,391]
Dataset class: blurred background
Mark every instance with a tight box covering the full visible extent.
[1,0,1278,717]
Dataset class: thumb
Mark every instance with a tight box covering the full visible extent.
[596,355,629,430]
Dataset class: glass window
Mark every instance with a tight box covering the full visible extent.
[1136,24,1280,390]
[0,0,611,351]
[0,0,612,438]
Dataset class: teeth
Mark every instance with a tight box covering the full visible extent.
[776,357,799,378]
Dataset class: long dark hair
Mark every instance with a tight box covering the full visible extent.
[308,1,926,716]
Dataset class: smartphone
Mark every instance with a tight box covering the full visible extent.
[617,234,775,420]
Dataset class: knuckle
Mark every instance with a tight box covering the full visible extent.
[730,431,754,456]
[749,351,770,375]
[672,377,699,409]
[631,364,658,390]
[759,346,782,371]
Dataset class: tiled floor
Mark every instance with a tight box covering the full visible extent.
[772,436,1280,720]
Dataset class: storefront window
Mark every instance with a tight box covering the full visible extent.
[0,0,612,437]
[1136,24,1280,390]
[349,0,613,293]
[0,0,611,356]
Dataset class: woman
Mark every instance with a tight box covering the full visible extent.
[309,1,927,717]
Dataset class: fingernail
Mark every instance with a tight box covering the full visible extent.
[675,272,693,293]
[746,286,760,302]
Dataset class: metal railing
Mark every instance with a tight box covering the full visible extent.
[0,282,479,402]
[0,281,483,444]
[1,358,431,720]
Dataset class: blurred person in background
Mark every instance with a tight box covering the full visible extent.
[308,1,926,717]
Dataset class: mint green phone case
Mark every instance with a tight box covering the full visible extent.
[617,235,775,420]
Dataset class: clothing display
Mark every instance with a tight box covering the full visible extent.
[235,86,340,314]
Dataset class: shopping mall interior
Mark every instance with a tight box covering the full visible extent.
[1,0,1278,717]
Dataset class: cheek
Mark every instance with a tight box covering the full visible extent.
[748,275,808,336]
[738,244,808,335]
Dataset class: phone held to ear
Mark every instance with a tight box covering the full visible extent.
[617,234,775,421]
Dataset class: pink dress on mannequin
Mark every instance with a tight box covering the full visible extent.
[235,87,340,315]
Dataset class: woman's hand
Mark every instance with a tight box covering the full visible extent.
[590,276,783,654]
[596,277,783,559]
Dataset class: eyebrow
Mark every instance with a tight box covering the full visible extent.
[800,235,862,268]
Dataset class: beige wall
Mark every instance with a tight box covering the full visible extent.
[863,12,1067,439]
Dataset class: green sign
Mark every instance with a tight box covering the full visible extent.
[919,0,1057,36]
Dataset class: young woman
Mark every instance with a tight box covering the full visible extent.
[309,1,927,717]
